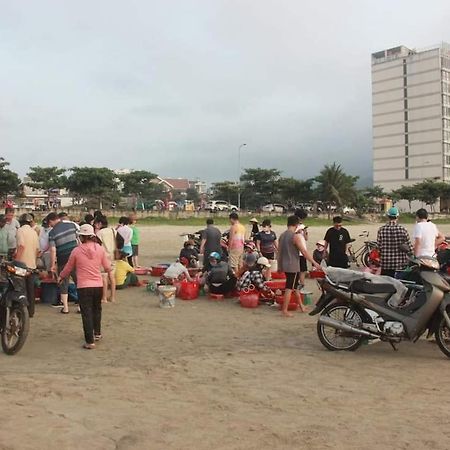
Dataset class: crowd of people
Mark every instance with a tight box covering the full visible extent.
[0,208,143,350]
[0,204,446,348]
[164,212,322,317]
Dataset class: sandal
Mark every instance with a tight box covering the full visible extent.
[60,309,69,314]
[94,334,102,341]
[83,343,96,350]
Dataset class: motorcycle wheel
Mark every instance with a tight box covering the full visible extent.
[1,305,30,355]
[317,302,367,351]
[435,317,450,358]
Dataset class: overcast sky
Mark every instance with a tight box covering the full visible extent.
[1,0,449,185]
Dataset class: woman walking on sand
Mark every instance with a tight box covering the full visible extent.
[59,224,113,349]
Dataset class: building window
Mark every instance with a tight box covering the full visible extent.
[445,154,450,166]
[444,95,450,107]
[444,106,450,117]
[405,168,409,180]
[444,118,450,129]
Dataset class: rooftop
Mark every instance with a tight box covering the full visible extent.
[372,42,450,65]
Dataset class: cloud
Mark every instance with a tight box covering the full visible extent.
[0,0,448,185]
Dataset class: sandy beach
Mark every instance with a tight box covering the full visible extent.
[1,222,450,450]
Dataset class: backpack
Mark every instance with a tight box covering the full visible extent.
[115,229,124,250]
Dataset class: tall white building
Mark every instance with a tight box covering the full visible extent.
[372,43,450,192]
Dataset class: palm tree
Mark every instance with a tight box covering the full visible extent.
[315,163,358,217]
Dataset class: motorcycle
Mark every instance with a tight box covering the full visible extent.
[310,253,450,358]
[0,259,31,355]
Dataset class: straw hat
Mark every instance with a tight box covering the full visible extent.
[249,218,259,223]
[78,224,96,236]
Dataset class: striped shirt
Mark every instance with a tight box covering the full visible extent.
[48,221,78,259]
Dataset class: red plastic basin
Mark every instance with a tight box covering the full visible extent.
[271,271,286,280]
[275,292,304,305]
[151,265,168,277]
[266,280,286,290]
[178,280,200,300]
[309,270,325,279]
[239,291,259,308]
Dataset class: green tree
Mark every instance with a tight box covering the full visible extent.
[391,185,418,212]
[119,170,163,208]
[277,177,314,206]
[414,180,448,211]
[363,185,385,199]
[0,158,21,201]
[26,166,68,207]
[67,167,117,209]
[240,168,282,209]
[314,163,358,216]
[186,187,200,204]
[211,181,238,204]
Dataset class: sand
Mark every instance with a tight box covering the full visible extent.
[1,222,450,450]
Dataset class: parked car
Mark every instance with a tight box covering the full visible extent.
[205,200,238,212]
[343,206,356,214]
[261,203,287,213]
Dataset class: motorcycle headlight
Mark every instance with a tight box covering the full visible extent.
[418,257,440,270]
[7,265,27,277]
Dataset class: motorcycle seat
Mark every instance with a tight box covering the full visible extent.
[351,279,397,295]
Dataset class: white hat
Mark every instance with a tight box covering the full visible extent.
[316,240,326,247]
[249,217,259,223]
[257,256,271,268]
[79,224,95,236]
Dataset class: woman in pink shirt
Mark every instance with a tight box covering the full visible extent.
[59,224,112,349]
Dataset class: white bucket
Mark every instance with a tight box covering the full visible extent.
[158,285,177,308]
[270,260,278,273]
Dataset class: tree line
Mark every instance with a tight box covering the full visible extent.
[0,156,449,213]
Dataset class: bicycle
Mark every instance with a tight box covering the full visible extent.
[347,231,380,268]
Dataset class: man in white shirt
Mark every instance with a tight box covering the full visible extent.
[413,208,444,257]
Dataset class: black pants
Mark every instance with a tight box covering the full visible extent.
[209,277,237,295]
[78,287,103,344]
[25,273,36,318]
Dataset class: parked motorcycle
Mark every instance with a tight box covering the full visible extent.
[310,253,450,358]
[0,259,30,355]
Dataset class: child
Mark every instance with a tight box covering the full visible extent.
[313,240,328,264]
[115,252,144,289]
[161,260,193,285]
[129,213,140,268]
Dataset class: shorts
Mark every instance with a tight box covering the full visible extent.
[299,255,307,272]
[261,252,275,261]
[57,254,77,295]
[285,272,301,290]
[228,249,243,270]
[132,245,139,256]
